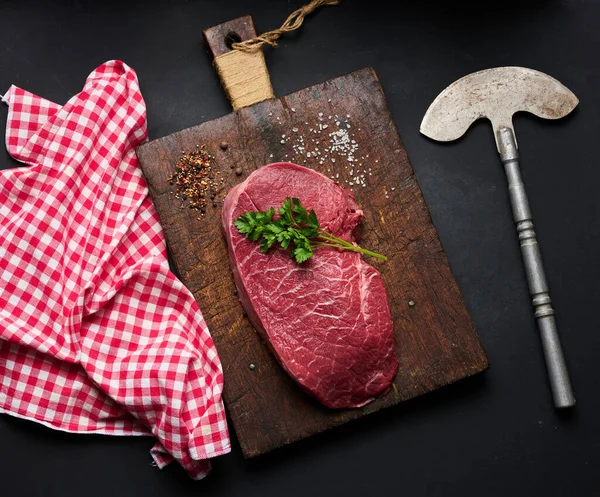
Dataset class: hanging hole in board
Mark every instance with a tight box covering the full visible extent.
[224,31,242,50]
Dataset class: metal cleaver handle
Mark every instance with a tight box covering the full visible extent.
[497,127,575,408]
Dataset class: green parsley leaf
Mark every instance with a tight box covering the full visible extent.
[261,207,275,224]
[265,222,284,235]
[233,212,256,235]
[279,198,293,225]
[260,232,277,253]
[299,227,318,238]
[276,229,293,249]
[291,245,313,263]
[307,209,319,230]
[291,197,309,225]
[233,196,387,264]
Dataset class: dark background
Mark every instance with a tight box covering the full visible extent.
[0,0,598,495]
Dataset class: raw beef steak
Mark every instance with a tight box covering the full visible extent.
[222,163,398,408]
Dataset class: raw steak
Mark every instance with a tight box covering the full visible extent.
[222,163,398,408]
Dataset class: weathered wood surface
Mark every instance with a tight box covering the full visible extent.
[203,15,258,58]
[136,67,489,458]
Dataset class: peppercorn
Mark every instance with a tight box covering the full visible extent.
[167,145,223,212]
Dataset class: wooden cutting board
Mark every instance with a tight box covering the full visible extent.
[136,16,488,458]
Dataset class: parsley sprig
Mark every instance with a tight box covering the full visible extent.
[234,197,387,264]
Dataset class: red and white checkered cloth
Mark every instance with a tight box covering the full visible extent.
[0,61,230,479]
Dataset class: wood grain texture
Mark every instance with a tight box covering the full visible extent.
[136,67,489,458]
[203,16,275,110]
[203,15,258,58]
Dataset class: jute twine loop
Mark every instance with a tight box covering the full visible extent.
[232,0,340,53]
[213,0,339,109]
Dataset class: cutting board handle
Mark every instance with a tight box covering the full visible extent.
[203,16,275,110]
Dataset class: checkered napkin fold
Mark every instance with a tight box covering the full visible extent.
[0,61,230,479]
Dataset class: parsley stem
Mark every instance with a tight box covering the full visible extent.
[312,241,387,260]
[350,246,388,261]
[314,231,388,261]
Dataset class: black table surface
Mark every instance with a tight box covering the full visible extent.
[1,1,598,495]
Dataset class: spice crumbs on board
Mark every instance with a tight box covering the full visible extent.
[168,145,224,214]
